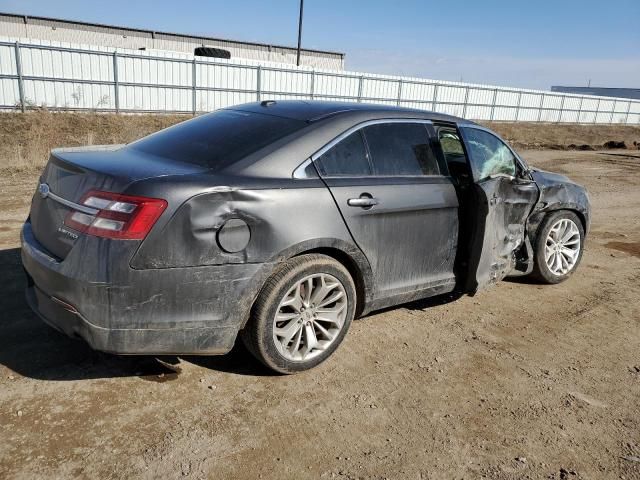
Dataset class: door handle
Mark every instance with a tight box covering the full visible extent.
[347,195,379,208]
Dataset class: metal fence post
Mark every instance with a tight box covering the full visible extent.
[112,52,120,113]
[489,88,498,121]
[558,95,565,123]
[256,66,262,101]
[14,41,25,112]
[432,84,438,111]
[461,86,470,118]
[577,96,584,124]
[396,79,403,107]
[357,76,364,103]
[191,58,197,115]
[515,91,522,121]
[593,98,600,124]
[624,101,632,125]
[537,93,545,122]
[309,70,315,100]
[609,102,615,124]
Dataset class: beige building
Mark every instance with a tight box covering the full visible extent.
[0,12,345,70]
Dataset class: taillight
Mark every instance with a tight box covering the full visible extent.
[64,190,167,240]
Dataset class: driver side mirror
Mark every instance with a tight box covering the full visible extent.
[514,160,531,179]
[515,167,533,183]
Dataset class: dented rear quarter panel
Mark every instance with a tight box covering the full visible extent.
[131,177,354,268]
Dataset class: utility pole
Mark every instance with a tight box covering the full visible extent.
[296,0,304,66]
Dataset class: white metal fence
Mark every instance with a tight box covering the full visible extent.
[1,37,640,124]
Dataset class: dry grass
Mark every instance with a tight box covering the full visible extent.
[0,111,639,172]
[0,111,187,172]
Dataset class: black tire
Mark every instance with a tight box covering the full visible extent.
[241,254,356,374]
[531,210,585,284]
[194,47,231,59]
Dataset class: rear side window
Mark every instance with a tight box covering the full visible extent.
[315,131,371,177]
[439,130,465,157]
[437,128,469,179]
[362,123,440,176]
[128,110,306,169]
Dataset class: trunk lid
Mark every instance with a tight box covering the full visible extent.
[29,145,207,260]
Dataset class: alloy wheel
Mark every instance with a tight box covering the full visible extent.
[544,218,581,276]
[272,273,348,362]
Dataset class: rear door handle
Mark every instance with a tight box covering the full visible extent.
[347,196,379,208]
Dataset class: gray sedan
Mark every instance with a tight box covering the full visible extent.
[21,101,590,373]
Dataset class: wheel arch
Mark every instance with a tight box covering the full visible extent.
[528,206,588,245]
[570,208,588,234]
[238,238,375,329]
[292,246,370,317]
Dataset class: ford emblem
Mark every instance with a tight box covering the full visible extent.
[38,183,50,199]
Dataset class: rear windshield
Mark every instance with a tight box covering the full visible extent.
[128,109,306,168]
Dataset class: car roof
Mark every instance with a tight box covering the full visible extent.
[222,101,479,178]
[226,100,474,125]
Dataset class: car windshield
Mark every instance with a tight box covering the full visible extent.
[128,109,306,169]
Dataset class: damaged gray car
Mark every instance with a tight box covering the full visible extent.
[21,101,590,373]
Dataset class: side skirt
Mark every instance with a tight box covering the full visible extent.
[361,278,456,315]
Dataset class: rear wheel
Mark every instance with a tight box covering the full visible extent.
[242,254,356,374]
[531,210,584,284]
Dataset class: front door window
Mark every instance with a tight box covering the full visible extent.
[461,128,516,181]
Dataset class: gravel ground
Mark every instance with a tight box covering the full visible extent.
[0,150,639,480]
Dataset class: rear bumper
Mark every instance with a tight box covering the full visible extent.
[21,221,273,355]
[25,284,238,354]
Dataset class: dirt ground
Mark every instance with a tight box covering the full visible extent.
[1,149,639,480]
[483,122,640,152]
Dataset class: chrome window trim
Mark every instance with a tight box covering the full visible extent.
[310,118,434,162]
[47,189,99,215]
[292,158,314,179]
[292,118,438,179]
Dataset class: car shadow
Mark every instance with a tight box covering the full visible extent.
[184,346,275,377]
[504,275,546,285]
[0,247,270,381]
[361,290,465,318]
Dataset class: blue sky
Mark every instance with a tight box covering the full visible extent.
[1,0,638,90]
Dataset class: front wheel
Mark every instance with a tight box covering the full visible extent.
[531,210,585,284]
[241,254,356,374]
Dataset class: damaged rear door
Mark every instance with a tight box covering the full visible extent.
[459,126,539,292]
